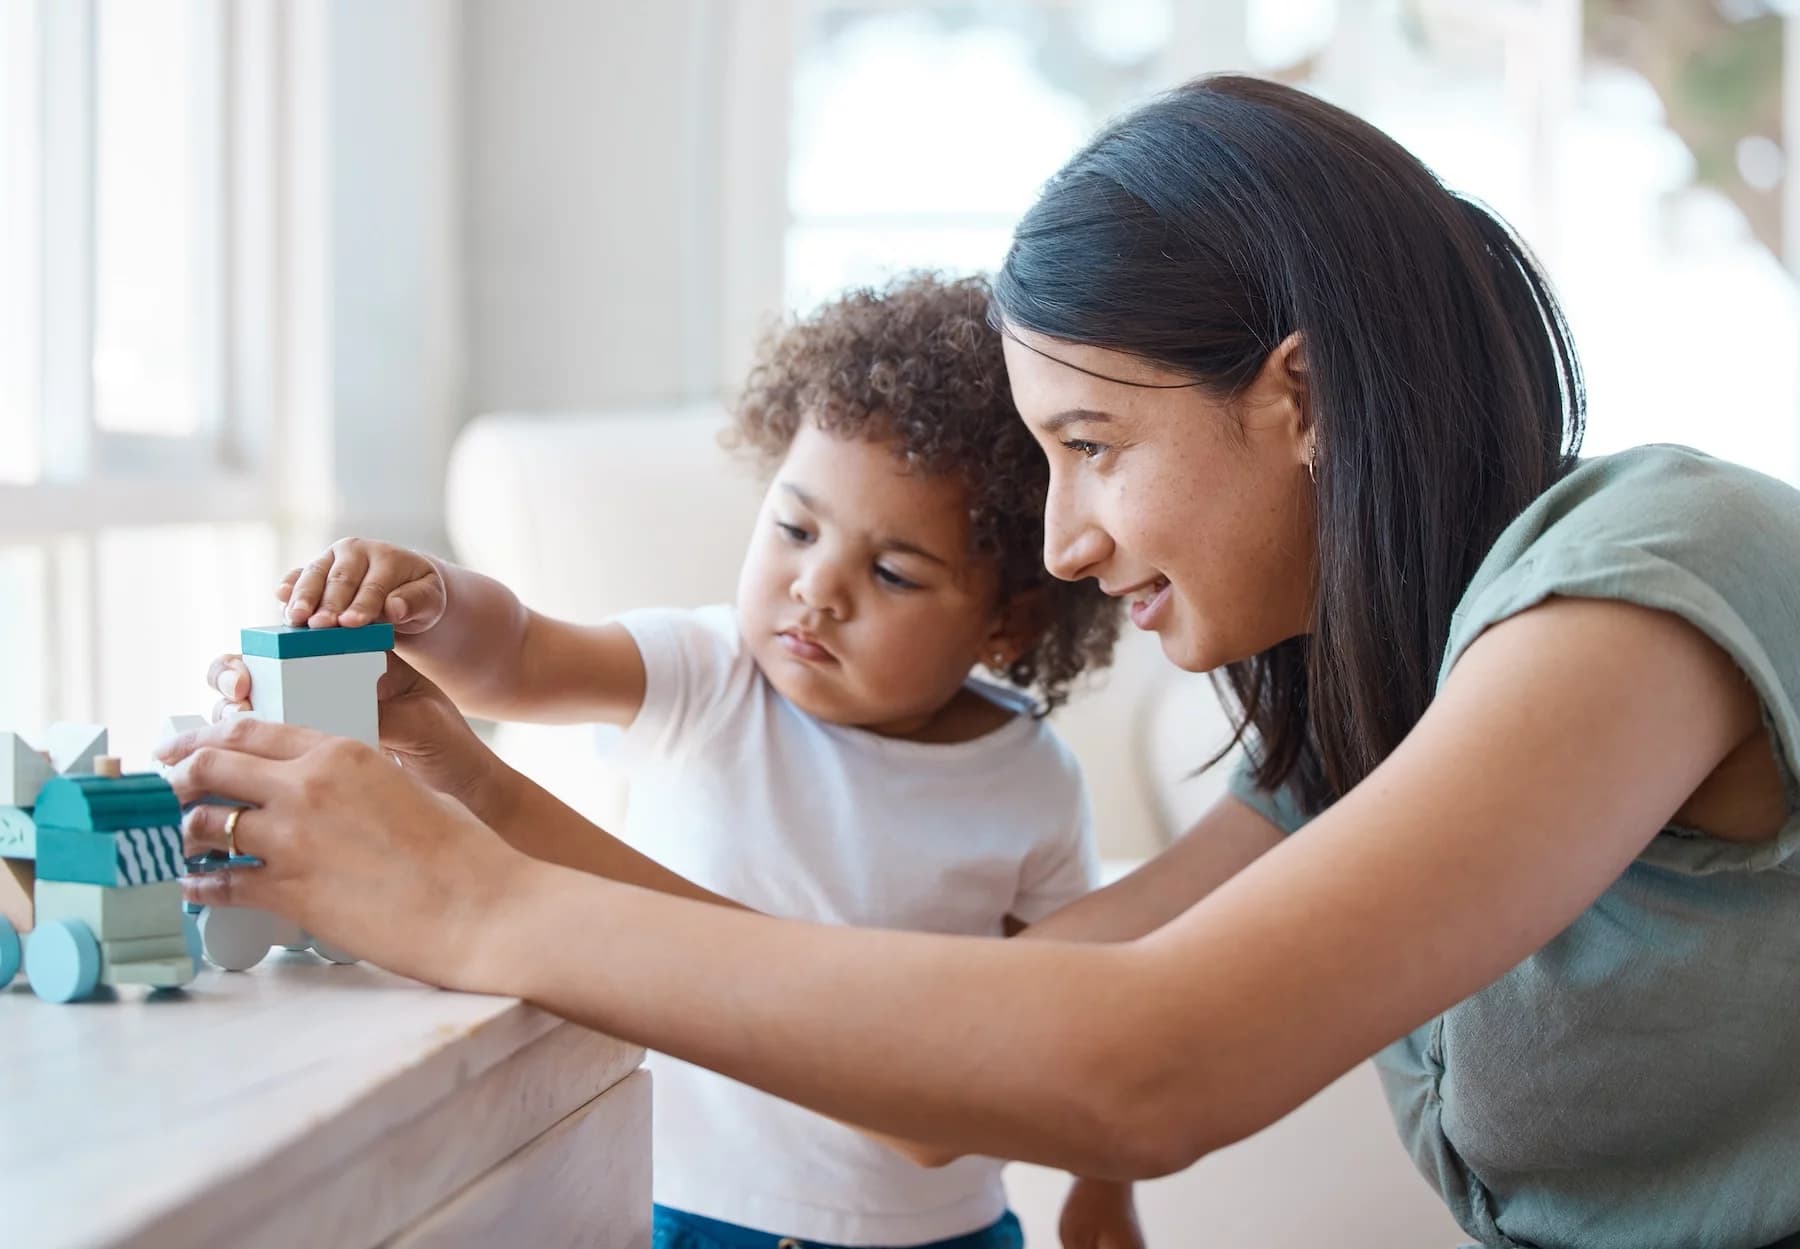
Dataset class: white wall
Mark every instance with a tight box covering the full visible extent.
[461,0,766,413]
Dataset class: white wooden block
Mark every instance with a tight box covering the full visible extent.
[197,905,279,971]
[45,723,108,775]
[243,651,385,746]
[0,734,54,807]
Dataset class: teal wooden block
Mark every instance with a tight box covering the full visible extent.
[240,622,395,659]
[26,918,101,1002]
[0,805,34,859]
[34,774,181,833]
[0,916,19,986]
[34,879,183,939]
[35,825,185,887]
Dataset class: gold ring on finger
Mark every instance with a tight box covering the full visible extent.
[224,806,243,858]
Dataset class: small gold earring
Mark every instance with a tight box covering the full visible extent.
[1307,442,1319,484]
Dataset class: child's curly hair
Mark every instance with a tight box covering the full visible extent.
[727,271,1120,714]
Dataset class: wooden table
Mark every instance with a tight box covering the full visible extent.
[0,954,650,1249]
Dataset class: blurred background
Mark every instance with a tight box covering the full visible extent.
[1,0,1795,757]
[0,3,1795,1239]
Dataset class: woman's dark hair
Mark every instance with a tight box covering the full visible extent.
[993,74,1584,811]
[729,272,1120,715]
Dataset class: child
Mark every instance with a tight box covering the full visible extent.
[211,274,1133,1249]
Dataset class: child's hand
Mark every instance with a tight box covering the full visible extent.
[206,652,514,824]
[1059,1177,1146,1249]
[278,538,447,633]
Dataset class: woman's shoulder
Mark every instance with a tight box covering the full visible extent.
[1514,443,1795,540]
[1457,445,1800,616]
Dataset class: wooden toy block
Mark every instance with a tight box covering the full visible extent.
[35,825,185,887]
[0,803,35,859]
[100,933,192,963]
[45,723,108,775]
[34,773,183,833]
[0,917,19,985]
[240,622,395,660]
[104,954,195,989]
[243,651,387,746]
[34,879,182,940]
[2,857,35,931]
[1,733,54,807]
[93,755,122,778]
[25,918,102,1002]
[196,905,280,971]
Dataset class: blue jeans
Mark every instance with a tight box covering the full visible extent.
[652,1205,1025,1249]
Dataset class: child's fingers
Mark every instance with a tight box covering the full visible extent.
[273,567,303,605]
[308,543,373,627]
[286,553,337,623]
[384,573,447,632]
[207,654,250,704]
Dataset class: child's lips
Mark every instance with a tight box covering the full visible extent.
[777,629,837,663]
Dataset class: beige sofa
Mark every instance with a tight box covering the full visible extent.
[444,408,1464,1247]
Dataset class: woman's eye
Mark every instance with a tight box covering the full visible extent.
[1061,438,1106,460]
[776,521,811,543]
[874,564,919,590]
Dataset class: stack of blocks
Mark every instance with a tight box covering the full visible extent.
[0,725,198,1003]
[182,622,393,971]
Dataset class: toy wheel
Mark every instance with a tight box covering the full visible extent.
[197,906,277,972]
[0,915,20,988]
[26,919,102,1003]
[309,934,358,965]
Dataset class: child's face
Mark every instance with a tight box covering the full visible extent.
[736,423,1007,737]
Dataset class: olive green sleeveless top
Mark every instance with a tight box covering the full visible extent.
[1231,445,1800,1248]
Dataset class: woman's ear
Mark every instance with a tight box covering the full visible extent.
[1250,331,1312,466]
[983,588,1050,672]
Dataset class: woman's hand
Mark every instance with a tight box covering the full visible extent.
[277,536,447,632]
[206,652,517,825]
[1059,1178,1146,1249]
[157,716,539,993]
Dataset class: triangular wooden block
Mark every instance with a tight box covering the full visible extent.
[46,723,109,775]
[1,733,54,807]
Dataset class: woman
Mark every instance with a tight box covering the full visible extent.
[164,76,1800,1247]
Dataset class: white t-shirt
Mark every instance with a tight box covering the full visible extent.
[612,605,1101,1247]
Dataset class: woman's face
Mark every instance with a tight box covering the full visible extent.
[1003,322,1318,673]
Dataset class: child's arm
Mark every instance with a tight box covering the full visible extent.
[278,538,647,727]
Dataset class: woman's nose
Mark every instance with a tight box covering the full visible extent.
[1044,490,1112,583]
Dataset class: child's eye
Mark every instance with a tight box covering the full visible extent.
[776,521,812,544]
[874,564,919,591]
[1061,438,1107,460]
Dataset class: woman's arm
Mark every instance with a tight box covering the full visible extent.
[481,764,742,907]
[165,598,1765,1179]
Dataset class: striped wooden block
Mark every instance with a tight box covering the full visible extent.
[35,825,186,887]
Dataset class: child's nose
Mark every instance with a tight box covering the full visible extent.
[789,560,849,618]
